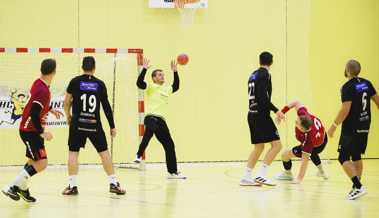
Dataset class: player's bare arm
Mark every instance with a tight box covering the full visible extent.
[327,101,352,137]
[372,94,379,109]
[49,109,64,119]
[294,152,311,183]
[64,92,73,125]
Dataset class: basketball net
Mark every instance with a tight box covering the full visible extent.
[175,0,198,27]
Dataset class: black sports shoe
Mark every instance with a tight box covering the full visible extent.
[62,186,79,195]
[17,188,36,202]
[110,182,126,195]
[2,186,20,201]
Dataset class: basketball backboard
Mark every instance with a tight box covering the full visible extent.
[149,0,208,9]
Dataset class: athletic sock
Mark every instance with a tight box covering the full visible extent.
[19,163,31,189]
[316,164,324,171]
[69,175,77,188]
[282,160,292,171]
[108,175,118,185]
[11,167,35,190]
[244,167,252,178]
[351,176,362,189]
[257,163,269,177]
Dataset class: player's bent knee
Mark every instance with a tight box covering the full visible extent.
[255,143,265,148]
[98,149,110,158]
[34,159,48,172]
[272,141,282,151]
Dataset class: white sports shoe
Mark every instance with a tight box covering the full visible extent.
[276,171,294,181]
[255,176,277,186]
[348,187,367,200]
[240,177,261,186]
[167,172,187,180]
[316,170,329,180]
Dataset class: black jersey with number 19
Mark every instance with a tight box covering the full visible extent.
[341,77,377,135]
[67,74,115,133]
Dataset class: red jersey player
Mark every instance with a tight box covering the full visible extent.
[275,100,328,183]
[2,59,62,202]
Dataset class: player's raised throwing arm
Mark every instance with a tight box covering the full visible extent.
[171,60,180,93]
[136,58,151,90]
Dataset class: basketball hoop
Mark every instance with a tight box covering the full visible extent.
[175,0,200,26]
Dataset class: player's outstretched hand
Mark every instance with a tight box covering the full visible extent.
[40,131,53,141]
[275,111,285,124]
[327,125,336,138]
[110,128,117,138]
[142,58,151,69]
[50,109,64,119]
[171,60,178,72]
[275,116,282,124]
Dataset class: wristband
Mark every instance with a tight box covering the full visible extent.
[281,106,290,114]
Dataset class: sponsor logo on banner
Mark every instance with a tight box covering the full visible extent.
[0,86,67,128]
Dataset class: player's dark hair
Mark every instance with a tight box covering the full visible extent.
[82,56,96,72]
[18,93,26,98]
[259,51,273,66]
[40,58,56,75]
[345,59,361,77]
[299,115,313,131]
[152,69,163,78]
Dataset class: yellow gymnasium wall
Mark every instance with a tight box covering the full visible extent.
[0,0,377,165]
[309,0,379,158]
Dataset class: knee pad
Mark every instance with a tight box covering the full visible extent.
[338,152,350,165]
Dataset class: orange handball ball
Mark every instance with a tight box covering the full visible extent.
[177,53,189,65]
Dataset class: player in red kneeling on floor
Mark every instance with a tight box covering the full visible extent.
[276,100,328,184]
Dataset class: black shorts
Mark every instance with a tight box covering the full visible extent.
[292,135,328,158]
[338,132,368,156]
[248,112,280,144]
[68,125,108,153]
[19,130,47,161]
